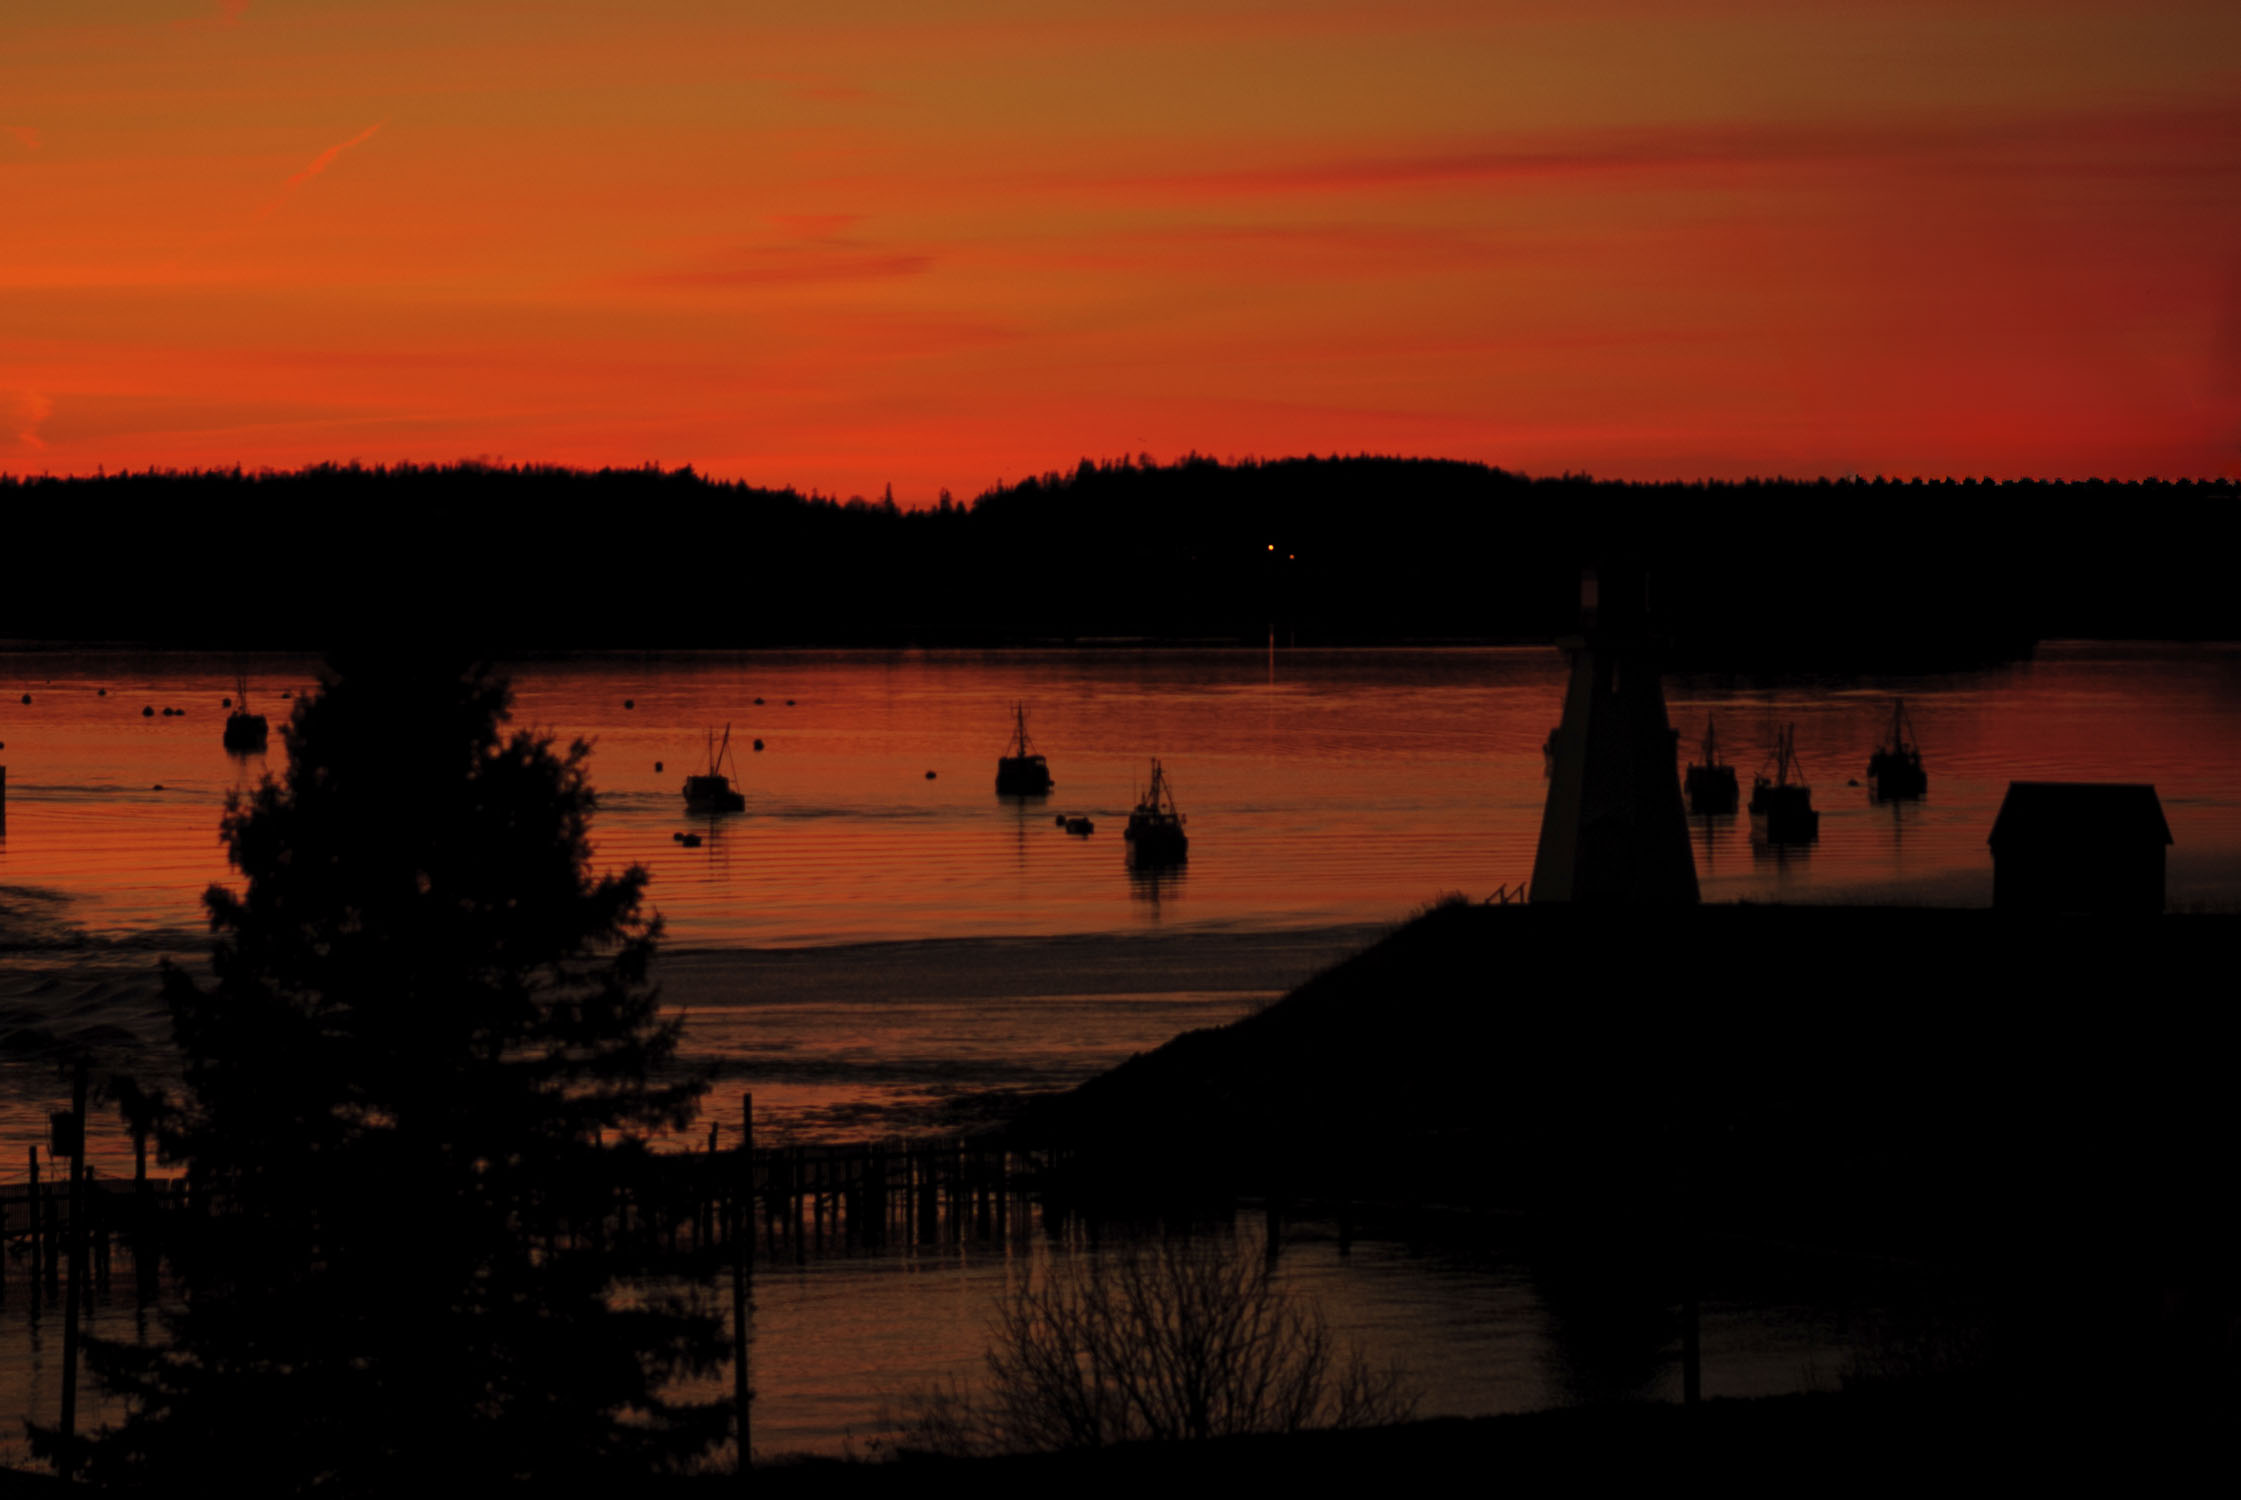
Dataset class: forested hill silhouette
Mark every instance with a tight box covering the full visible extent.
[2,458,2233,659]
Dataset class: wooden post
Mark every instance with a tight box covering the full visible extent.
[44,1168,60,1295]
[135,1126,155,1302]
[59,1063,88,1483]
[1681,1161,1701,1408]
[27,1149,40,1289]
[92,1167,108,1291]
[732,1093,752,1476]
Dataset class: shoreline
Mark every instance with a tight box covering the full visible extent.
[0,920,1399,1160]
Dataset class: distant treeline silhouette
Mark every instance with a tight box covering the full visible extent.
[2,457,2232,660]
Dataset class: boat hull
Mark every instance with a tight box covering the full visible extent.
[1749,781,1819,844]
[1750,806,1820,844]
[1685,764,1738,815]
[1124,819,1188,864]
[995,755,1053,796]
[1868,752,1928,801]
[683,773,744,814]
[222,712,269,753]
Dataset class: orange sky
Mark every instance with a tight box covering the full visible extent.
[5,0,2238,497]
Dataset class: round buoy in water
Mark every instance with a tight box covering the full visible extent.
[681,832,702,848]
[143,706,155,717]
[1055,815,1067,826]
[925,770,937,780]
[672,831,685,842]
[753,739,764,751]
[153,784,164,791]
[98,688,107,697]
[281,690,291,698]
[160,707,172,717]
[655,761,664,773]
[222,697,232,708]
[785,699,795,706]
[624,699,635,710]
[754,697,764,706]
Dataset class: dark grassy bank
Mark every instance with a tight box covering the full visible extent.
[720,1386,2221,1496]
[1002,902,2237,1404]
[4,459,2234,658]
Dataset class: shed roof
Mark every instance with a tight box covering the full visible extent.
[1988,782,2172,848]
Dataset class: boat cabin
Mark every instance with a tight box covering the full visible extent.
[1684,716,1738,815]
[995,704,1054,796]
[223,670,269,753]
[1749,724,1819,845]
[683,726,746,814]
[1124,758,1188,864]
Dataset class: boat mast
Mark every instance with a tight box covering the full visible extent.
[1777,724,1808,788]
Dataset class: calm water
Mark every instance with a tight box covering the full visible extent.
[4,644,2238,949]
[0,643,2231,1457]
[0,1209,1959,1468]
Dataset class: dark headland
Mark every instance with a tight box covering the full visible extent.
[991,904,2234,1445]
[679,899,2237,1489]
[4,459,2235,660]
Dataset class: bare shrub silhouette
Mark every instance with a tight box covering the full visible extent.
[897,1235,1417,1454]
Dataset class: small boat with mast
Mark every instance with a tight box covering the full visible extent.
[994,703,1054,796]
[1866,698,1928,801]
[1123,757,1189,864]
[1749,724,1819,845]
[222,669,268,753]
[683,725,746,813]
[1683,716,1738,815]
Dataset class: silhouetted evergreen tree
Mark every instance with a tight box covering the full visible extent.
[48,655,724,1492]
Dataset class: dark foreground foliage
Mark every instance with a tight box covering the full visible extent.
[36,656,725,1492]
[2,458,2232,657]
[728,1386,2225,1497]
[893,1234,1416,1455]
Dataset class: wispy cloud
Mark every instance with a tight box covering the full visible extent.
[6,390,53,451]
[769,213,864,237]
[3,125,40,152]
[258,121,387,219]
[1063,103,2241,201]
[627,252,935,289]
[285,121,386,192]
[618,227,934,291]
[177,0,251,30]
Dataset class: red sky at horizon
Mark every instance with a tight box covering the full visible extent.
[5,0,2239,501]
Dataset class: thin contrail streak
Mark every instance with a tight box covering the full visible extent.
[259,120,387,219]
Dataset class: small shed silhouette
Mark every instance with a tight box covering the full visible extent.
[1988,782,2171,913]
